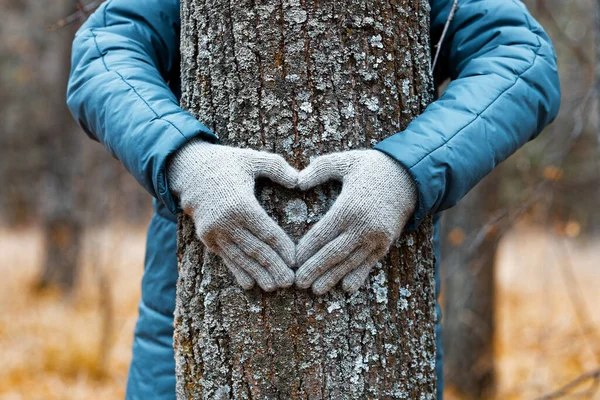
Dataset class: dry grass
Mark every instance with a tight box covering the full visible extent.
[0,226,145,400]
[0,224,599,399]
[495,226,600,400]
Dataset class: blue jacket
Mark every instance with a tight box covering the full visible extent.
[67,0,560,398]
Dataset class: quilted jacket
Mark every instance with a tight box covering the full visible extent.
[67,1,560,398]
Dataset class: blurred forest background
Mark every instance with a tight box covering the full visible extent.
[0,0,599,399]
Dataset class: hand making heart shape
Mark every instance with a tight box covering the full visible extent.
[168,140,417,295]
[294,150,417,295]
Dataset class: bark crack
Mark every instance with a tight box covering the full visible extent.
[199,0,221,134]
[336,8,362,149]
[250,0,267,148]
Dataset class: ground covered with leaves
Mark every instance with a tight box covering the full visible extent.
[0,225,598,399]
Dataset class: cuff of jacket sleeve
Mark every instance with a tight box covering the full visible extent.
[374,140,430,232]
[155,111,218,215]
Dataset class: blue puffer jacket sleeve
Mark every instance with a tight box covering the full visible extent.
[66,0,217,214]
[374,0,561,230]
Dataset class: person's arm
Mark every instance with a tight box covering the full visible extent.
[67,0,298,291]
[294,0,561,294]
[66,0,217,214]
[374,0,561,230]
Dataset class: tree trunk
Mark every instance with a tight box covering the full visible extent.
[441,173,500,399]
[597,0,600,170]
[175,0,437,398]
[37,0,84,293]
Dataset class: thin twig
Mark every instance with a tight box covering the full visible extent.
[534,368,600,400]
[536,0,594,82]
[88,227,114,375]
[431,0,458,73]
[47,0,104,31]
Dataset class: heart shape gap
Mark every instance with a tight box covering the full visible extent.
[254,177,342,243]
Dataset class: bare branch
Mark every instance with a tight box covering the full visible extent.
[47,0,104,31]
[536,0,594,82]
[431,0,458,73]
[535,368,600,400]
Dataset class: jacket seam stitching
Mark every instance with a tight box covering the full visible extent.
[155,208,178,223]
[409,42,542,171]
[89,28,189,141]
[103,0,108,27]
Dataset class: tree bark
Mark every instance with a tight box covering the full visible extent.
[441,173,500,399]
[175,0,437,398]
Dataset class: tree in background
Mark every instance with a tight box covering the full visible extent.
[0,0,150,292]
[173,0,437,397]
[0,0,86,291]
[440,1,600,398]
[441,171,500,399]
[36,0,85,292]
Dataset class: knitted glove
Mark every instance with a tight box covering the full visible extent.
[168,139,298,292]
[295,150,417,295]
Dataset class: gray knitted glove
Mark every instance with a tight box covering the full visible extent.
[168,139,298,292]
[295,150,417,295]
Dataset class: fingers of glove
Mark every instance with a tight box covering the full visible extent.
[217,238,277,292]
[219,252,256,290]
[311,242,376,295]
[341,247,388,293]
[296,203,346,266]
[242,204,296,267]
[251,152,298,189]
[295,232,361,289]
[231,227,295,288]
[340,263,372,294]
[297,153,351,190]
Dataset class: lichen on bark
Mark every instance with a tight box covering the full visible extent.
[175,0,437,398]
